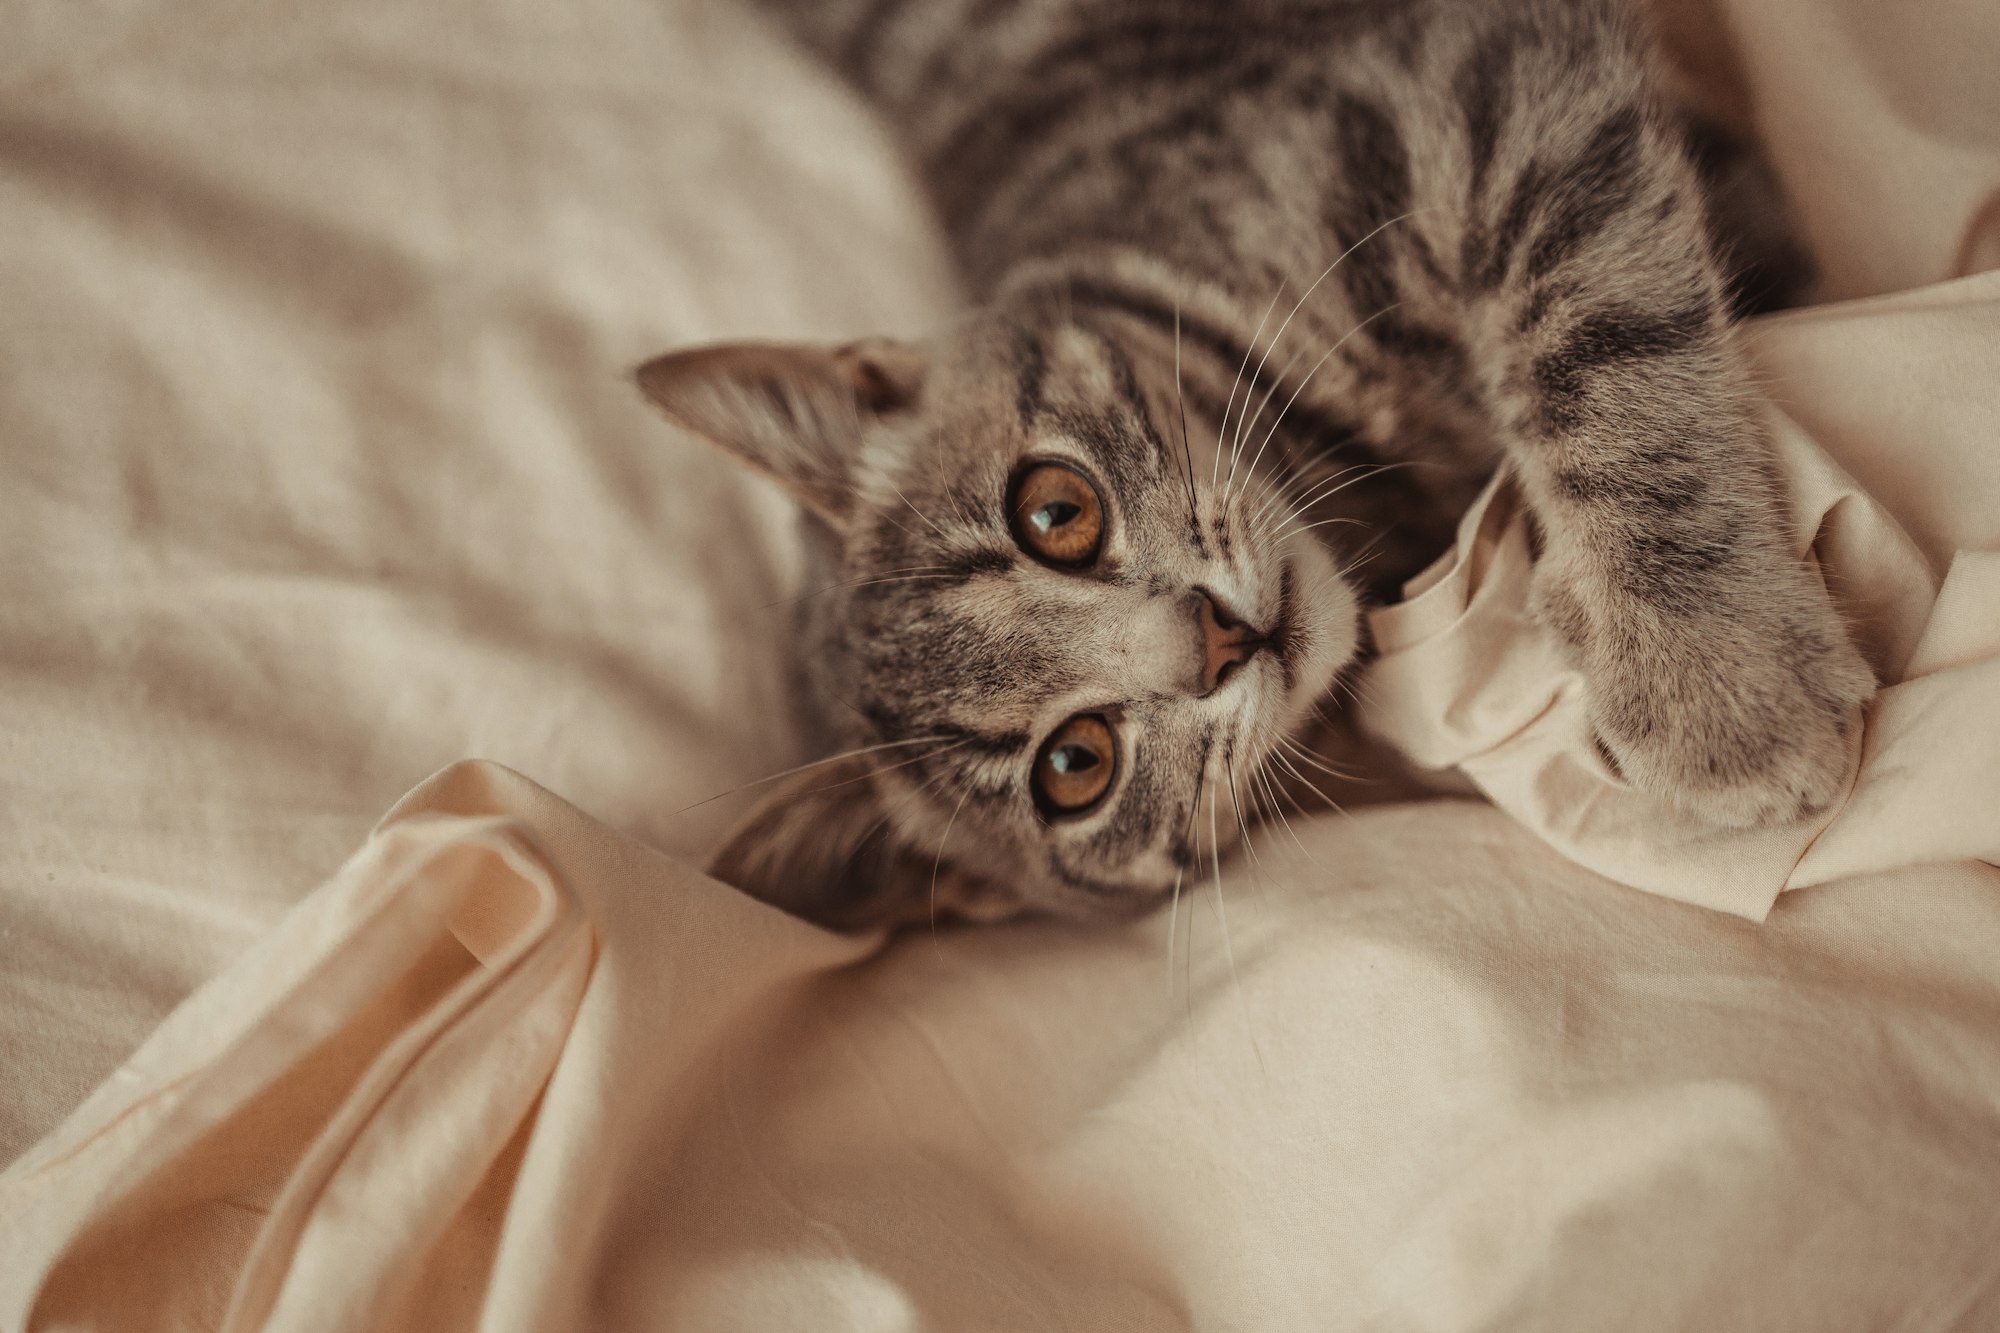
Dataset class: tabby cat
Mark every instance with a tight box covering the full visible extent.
[637,0,1871,928]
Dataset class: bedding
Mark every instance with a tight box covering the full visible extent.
[2,0,1997,1328]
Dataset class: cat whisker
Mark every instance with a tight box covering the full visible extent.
[1283,515,1380,540]
[1171,299,1200,525]
[1213,280,1289,496]
[887,478,954,542]
[668,735,966,819]
[1264,461,1423,542]
[1235,459,1298,537]
[851,763,959,889]
[1236,437,1336,541]
[838,571,962,595]
[1251,460,1387,538]
[1262,456,1421,530]
[1245,755,1309,861]
[1235,304,1404,518]
[1254,454,1385,520]
[1333,527,1396,581]
[939,468,979,531]
[1267,743,1353,823]
[1165,779,1210,1001]
[1254,760,1317,860]
[1246,457,1369,538]
[1224,208,1432,503]
[929,784,976,947]
[1279,732,1357,783]
[1327,671,1387,715]
[758,566,954,612]
[1223,746,1264,884]
[1205,763,1261,1069]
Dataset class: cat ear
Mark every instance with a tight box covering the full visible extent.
[634,339,926,523]
[707,754,1019,931]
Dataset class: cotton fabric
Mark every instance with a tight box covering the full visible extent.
[2,0,1997,1328]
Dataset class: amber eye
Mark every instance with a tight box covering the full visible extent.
[1009,463,1104,567]
[1032,714,1118,816]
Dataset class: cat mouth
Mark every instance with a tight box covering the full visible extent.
[1270,561,1298,692]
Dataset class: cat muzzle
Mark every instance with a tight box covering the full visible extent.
[1196,587,1272,696]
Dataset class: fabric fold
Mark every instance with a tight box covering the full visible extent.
[0,793,596,1331]
[1357,275,2000,919]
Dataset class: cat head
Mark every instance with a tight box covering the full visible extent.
[639,293,1361,929]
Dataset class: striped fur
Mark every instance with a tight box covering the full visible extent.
[643,0,1871,926]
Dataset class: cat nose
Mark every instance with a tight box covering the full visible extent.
[1195,587,1267,697]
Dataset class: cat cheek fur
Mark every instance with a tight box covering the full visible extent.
[706,755,1023,931]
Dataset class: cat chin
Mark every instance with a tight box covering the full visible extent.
[1269,533,1363,735]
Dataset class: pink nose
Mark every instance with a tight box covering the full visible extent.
[1197,589,1266,696]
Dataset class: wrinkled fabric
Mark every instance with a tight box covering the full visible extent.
[7,765,2000,1331]
[1359,275,2000,919]
[2,0,1998,1328]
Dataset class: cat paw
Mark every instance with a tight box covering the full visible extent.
[1583,587,1875,829]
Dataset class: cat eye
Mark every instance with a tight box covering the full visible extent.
[1032,713,1117,816]
[1009,462,1104,567]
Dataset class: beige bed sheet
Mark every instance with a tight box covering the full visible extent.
[2,0,1997,1328]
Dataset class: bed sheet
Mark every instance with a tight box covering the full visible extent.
[1,0,1997,1327]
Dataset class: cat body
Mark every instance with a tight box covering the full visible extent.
[638,0,1871,927]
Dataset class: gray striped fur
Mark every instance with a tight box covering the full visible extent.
[640,0,1871,927]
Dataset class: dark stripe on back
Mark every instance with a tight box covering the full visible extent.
[1457,27,1515,206]
[1322,93,1414,324]
[1467,154,1551,290]
[1609,526,1737,607]
[926,11,1367,234]
[1329,93,1412,240]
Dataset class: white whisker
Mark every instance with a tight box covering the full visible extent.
[1172,300,1200,522]
[1224,207,1433,504]
[1208,767,1266,1078]
[1268,744,1352,823]
[1213,281,1288,495]
[1224,750,1264,883]
[887,477,952,541]
[1279,733,1358,783]
[1264,460,1425,541]
[670,735,964,818]
[1253,762,1313,858]
[1250,461,1381,537]
[760,566,955,612]
[1237,304,1403,524]
[929,785,976,946]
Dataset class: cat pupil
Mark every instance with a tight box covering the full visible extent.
[1051,744,1098,774]
[1031,501,1079,533]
